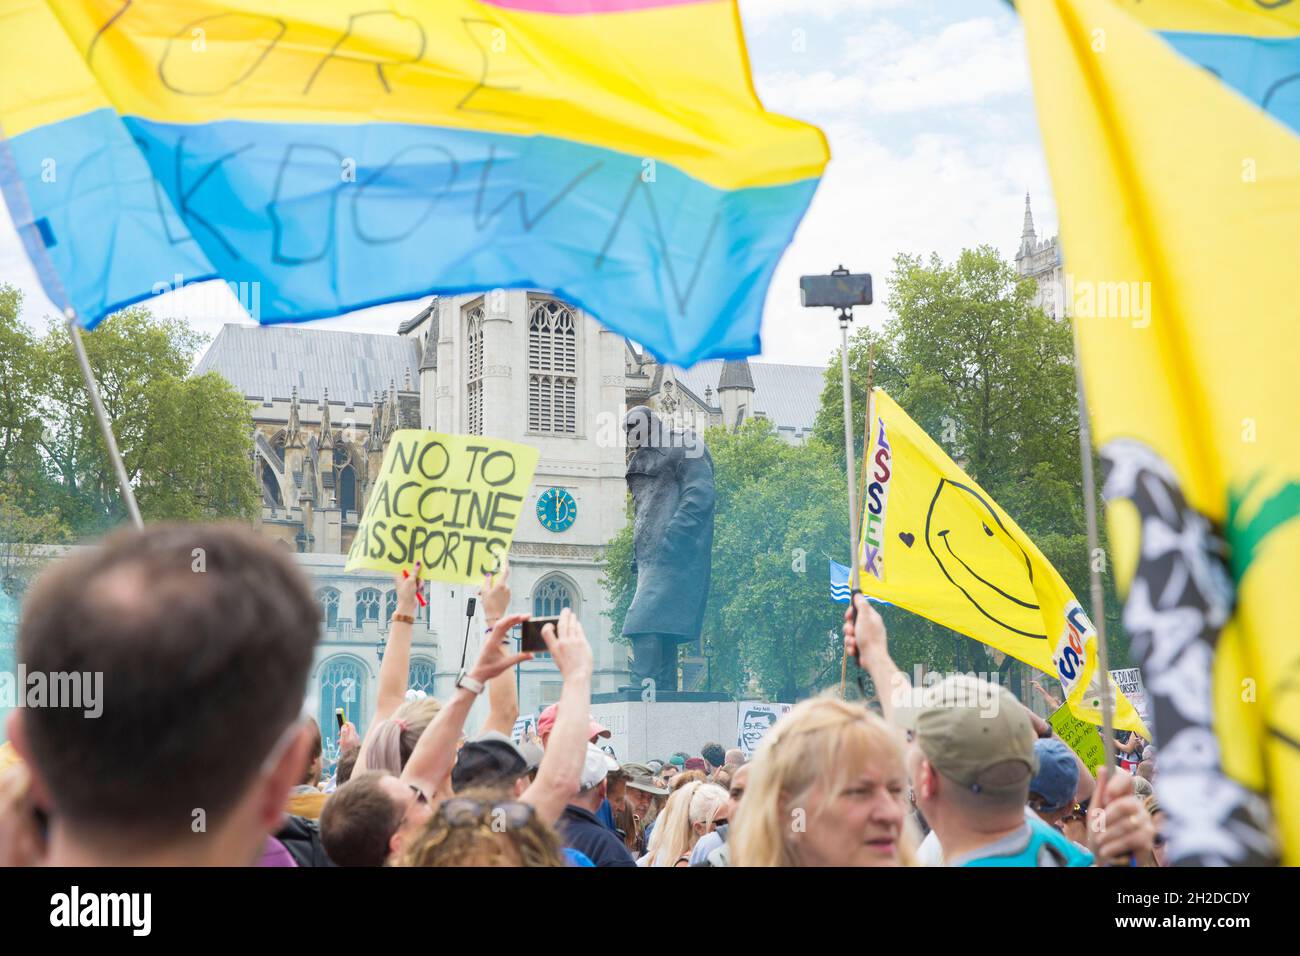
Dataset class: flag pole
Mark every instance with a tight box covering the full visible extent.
[1071,320,1115,769]
[66,308,143,529]
[842,341,875,698]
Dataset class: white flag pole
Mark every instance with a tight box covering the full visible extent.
[66,308,143,529]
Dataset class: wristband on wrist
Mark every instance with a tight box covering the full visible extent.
[392,613,415,625]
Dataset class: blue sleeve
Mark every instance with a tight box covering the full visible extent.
[597,798,617,831]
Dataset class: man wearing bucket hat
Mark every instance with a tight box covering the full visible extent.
[619,763,668,855]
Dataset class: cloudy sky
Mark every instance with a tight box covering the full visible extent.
[0,0,1058,369]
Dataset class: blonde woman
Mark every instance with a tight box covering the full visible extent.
[730,695,915,867]
[641,781,728,867]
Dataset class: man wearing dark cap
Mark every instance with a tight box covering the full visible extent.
[452,731,533,797]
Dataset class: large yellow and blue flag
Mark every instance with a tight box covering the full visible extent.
[1020,0,1300,865]
[857,387,1150,742]
[0,0,826,365]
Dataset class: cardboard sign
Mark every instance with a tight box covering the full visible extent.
[511,715,536,745]
[736,702,792,756]
[1109,667,1151,728]
[1049,703,1106,777]
[346,430,539,583]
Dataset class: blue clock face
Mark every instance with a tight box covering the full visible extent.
[536,488,577,532]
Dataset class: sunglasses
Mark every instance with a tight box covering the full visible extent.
[437,797,536,831]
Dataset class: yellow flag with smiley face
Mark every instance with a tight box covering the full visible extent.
[858,388,1149,739]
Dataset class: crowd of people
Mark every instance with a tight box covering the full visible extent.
[0,522,1160,867]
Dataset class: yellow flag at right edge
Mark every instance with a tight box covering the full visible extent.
[1020,0,1300,865]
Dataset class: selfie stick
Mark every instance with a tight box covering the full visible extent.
[459,597,477,672]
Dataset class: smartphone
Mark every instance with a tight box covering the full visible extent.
[335,707,345,730]
[521,616,559,653]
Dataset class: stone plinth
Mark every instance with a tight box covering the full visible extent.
[589,695,738,764]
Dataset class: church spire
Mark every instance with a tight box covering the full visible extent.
[1020,192,1037,254]
[319,388,333,446]
[286,386,304,449]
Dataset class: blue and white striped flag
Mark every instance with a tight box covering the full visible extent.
[829,560,889,606]
[829,559,852,604]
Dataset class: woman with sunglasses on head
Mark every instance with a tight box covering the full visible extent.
[394,789,567,867]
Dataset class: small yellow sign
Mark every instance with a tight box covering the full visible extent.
[1048,704,1105,777]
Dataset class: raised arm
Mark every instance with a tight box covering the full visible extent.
[356,564,422,773]
[478,558,519,737]
[401,612,532,798]
[844,594,908,723]
[1031,679,1063,712]
[376,564,422,720]
[521,608,593,825]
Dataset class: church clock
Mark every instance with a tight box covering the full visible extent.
[536,488,577,532]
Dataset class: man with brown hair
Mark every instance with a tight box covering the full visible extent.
[318,770,411,867]
[6,523,322,866]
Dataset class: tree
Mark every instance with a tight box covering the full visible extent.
[0,286,259,536]
[812,247,1130,688]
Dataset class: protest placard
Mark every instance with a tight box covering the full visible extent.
[736,702,792,756]
[1109,668,1151,729]
[512,715,536,745]
[345,430,540,584]
[1049,703,1106,777]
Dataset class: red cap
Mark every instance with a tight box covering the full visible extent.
[537,704,611,742]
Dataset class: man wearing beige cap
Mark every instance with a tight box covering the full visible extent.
[897,674,1094,866]
[844,594,1154,867]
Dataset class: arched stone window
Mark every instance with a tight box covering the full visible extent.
[533,575,576,618]
[319,655,367,765]
[408,657,438,696]
[261,461,283,508]
[317,587,340,628]
[337,464,356,514]
[527,298,577,434]
[356,587,382,624]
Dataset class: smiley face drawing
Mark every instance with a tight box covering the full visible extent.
[923,479,1046,639]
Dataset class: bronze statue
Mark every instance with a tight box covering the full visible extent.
[622,406,715,694]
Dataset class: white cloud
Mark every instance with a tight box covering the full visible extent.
[850,16,1031,113]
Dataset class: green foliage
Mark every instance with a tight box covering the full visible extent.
[0,286,259,538]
